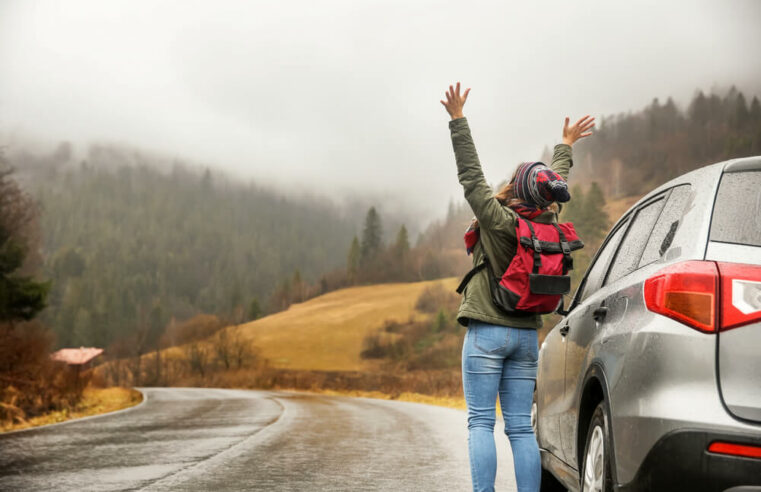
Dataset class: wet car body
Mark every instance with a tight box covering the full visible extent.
[535,156,761,491]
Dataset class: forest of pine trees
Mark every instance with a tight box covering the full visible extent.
[7,145,359,349]
[559,182,610,293]
[2,85,759,353]
[1,161,82,425]
[572,87,761,198]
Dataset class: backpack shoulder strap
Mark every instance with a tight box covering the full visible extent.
[456,257,489,294]
[550,222,573,274]
[521,218,543,274]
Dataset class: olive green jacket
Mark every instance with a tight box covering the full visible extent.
[449,117,573,329]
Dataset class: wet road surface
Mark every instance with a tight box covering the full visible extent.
[0,387,518,491]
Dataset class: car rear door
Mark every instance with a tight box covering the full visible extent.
[705,162,761,423]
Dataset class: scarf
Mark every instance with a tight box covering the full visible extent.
[463,203,546,255]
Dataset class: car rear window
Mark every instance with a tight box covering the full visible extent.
[710,171,761,247]
[639,185,692,267]
[605,197,665,285]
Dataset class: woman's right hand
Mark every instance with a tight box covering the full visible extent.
[441,82,471,120]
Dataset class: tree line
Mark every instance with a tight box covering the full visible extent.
[265,204,472,312]
[571,87,761,198]
[8,145,360,349]
[5,84,758,355]
[0,160,76,427]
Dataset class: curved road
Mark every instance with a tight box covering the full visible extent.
[0,388,518,491]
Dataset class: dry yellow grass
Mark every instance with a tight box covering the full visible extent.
[1,387,143,433]
[234,278,460,372]
[298,388,467,410]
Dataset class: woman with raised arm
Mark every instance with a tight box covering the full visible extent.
[441,82,594,492]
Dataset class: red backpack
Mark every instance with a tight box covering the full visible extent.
[456,218,584,315]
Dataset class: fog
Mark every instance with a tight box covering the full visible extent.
[1,0,760,220]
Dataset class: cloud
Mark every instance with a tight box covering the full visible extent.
[1,0,760,220]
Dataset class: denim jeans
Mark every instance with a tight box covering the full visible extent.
[462,320,540,492]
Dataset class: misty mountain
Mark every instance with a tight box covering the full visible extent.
[8,145,361,348]
[571,87,761,198]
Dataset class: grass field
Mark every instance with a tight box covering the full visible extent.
[234,277,460,372]
[1,387,143,433]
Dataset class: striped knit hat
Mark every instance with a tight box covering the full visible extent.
[513,161,570,208]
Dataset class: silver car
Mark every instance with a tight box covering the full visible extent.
[534,156,761,492]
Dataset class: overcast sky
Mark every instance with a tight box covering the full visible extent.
[1,0,760,221]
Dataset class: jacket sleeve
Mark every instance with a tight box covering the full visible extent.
[549,143,573,180]
[449,117,514,230]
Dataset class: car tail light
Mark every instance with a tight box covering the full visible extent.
[645,260,761,333]
[717,262,761,331]
[708,441,761,459]
[644,261,718,332]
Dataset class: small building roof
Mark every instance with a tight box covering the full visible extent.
[51,347,104,366]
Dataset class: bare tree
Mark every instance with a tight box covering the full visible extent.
[186,342,208,378]
[231,330,255,369]
[214,329,231,370]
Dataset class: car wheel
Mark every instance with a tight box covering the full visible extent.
[581,402,614,492]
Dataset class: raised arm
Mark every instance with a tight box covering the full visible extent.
[442,83,512,230]
[551,115,595,179]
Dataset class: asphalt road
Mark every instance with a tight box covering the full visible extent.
[0,388,518,491]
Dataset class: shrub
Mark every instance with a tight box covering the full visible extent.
[415,283,460,314]
[0,321,84,426]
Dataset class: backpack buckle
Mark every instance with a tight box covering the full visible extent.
[532,238,542,253]
[560,241,571,255]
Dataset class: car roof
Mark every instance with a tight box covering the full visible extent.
[623,155,761,214]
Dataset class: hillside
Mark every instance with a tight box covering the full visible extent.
[6,144,360,349]
[99,277,464,397]
[571,87,761,199]
[230,277,459,372]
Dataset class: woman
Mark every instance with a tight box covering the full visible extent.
[440,82,594,492]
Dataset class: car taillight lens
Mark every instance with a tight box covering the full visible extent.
[717,262,761,331]
[644,260,761,333]
[644,261,718,332]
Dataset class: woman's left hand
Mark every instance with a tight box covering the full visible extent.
[562,115,595,146]
[441,82,470,120]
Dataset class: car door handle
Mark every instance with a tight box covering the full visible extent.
[593,306,608,322]
[559,325,569,337]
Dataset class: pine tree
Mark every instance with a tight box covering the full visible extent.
[446,200,456,222]
[292,270,304,303]
[750,96,761,121]
[750,97,761,153]
[360,207,383,267]
[247,297,262,321]
[580,182,609,246]
[392,225,411,281]
[346,236,360,283]
[733,92,749,130]
[394,225,410,256]
[560,185,585,223]
[0,168,50,324]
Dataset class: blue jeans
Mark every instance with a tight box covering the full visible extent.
[462,320,540,492]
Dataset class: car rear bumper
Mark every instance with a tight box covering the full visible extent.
[617,429,761,492]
